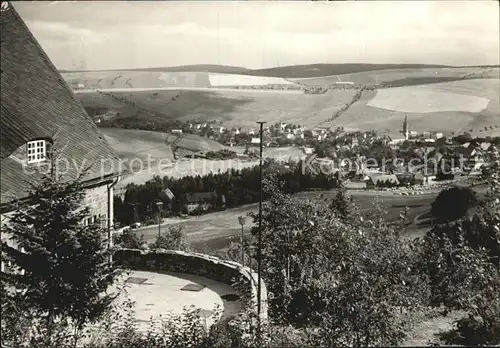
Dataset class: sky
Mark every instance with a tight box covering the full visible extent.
[13,1,500,71]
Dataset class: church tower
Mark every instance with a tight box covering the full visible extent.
[402,114,409,140]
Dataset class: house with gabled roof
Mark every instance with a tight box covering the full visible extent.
[182,192,225,214]
[365,174,400,189]
[1,7,122,257]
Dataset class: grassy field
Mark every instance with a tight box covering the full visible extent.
[100,128,236,191]
[64,71,211,89]
[71,66,499,136]
[292,67,500,86]
[134,190,440,252]
[101,128,174,165]
[322,78,500,137]
[63,70,297,90]
[64,65,497,90]
[238,63,455,78]
[77,89,358,129]
[101,128,224,158]
[208,73,293,86]
[62,63,462,79]
[367,86,490,113]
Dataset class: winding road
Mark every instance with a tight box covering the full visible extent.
[131,185,488,252]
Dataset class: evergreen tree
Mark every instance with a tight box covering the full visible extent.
[1,172,121,346]
[329,190,354,222]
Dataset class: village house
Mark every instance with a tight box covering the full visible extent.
[182,192,225,214]
[414,167,437,184]
[480,142,492,151]
[1,7,121,269]
[454,145,480,163]
[389,138,406,145]
[159,188,175,211]
[365,174,400,189]
[171,129,183,134]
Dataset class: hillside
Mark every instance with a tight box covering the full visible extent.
[242,63,453,78]
[80,78,499,139]
[63,65,499,94]
[76,88,358,130]
[60,64,249,74]
[292,67,500,86]
[100,127,226,176]
[322,78,500,137]
[62,63,454,78]
[63,70,295,90]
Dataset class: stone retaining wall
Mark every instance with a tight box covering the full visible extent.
[113,249,268,326]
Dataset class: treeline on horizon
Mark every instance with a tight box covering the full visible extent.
[114,159,339,225]
[60,62,499,77]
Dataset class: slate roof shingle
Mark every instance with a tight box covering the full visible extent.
[1,6,120,205]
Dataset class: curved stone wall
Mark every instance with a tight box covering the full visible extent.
[113,249,268,325]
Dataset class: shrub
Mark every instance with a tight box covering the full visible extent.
[431,187,478,222]
[148,225,189,251]
[114,229,146,249]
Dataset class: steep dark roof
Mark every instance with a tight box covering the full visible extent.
[454,146,476,157]
[367,174,400,185]
[184,192,219,203]
[1,7,120,204]
[159,188,175,201]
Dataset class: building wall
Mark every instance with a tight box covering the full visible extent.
[1,182,113,270]
[82,184,112,227]
[185,202,211,214]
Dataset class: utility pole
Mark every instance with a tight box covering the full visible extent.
[156,201,163,239]
[256,121,266,338]
[128,202,138,225]
[238,216,246,266]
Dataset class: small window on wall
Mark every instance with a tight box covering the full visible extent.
[27,140,47,163]
[83,217,92,226]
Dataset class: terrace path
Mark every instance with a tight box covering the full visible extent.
[109,270,241,331]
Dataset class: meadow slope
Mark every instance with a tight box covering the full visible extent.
[76,89,358,129]
[63,65,500,90]
[63,70,295,90]
[292,67,500,86]
[322,78,500,137]
[77,78,499,135]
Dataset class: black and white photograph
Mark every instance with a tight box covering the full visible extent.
[1,0,499,346]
